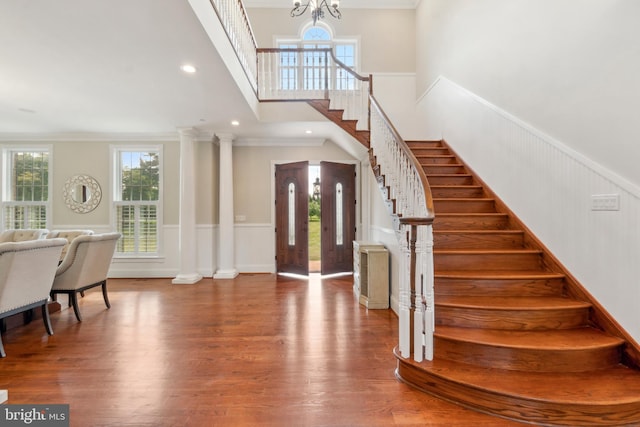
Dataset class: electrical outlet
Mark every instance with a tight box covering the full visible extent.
[235,215,246,222]
[591,194,620,211]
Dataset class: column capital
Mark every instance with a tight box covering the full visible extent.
[176,127,198,139]
[215,133,236,144]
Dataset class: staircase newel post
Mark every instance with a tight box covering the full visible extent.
[407,223,419,359]
[413,223,425,362]
[422,224,435,361]
[398,226,411,358]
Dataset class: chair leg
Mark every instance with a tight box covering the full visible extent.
[70,292,83,322]
[41,304,54,336]
[0,336,5,358]
[23,308,34,324]
[101,280,111,309]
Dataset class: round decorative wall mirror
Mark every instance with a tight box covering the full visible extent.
[63,175,102,213]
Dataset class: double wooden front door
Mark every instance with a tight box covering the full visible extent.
[275,161,355,276]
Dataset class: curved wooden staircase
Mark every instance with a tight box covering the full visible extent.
[308,98,640,425]
[393,140,640,426]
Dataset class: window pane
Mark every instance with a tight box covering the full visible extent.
[120,151,159,201]
[3,205,47,230]
[11,151,48,202]
[303,27,330,41]
[139,205,158,253]
[288,182,295,246]
[336,183,343,246]
[2,149,49,230]
[116,205,136,252]
[335,43,356,90]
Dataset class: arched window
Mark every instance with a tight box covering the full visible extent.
[277,24,357,91]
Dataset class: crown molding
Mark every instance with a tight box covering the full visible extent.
[0,132,183,143]
[0,131,222,143]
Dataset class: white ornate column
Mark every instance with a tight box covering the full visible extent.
[173,128,203,284]
[214,133,239,279]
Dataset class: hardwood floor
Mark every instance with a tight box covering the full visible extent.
[0,274,523,426]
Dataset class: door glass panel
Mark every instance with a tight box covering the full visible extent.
[336,183,343,245]
[288,182,295,245]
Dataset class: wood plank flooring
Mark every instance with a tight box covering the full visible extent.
[0,275,523,426]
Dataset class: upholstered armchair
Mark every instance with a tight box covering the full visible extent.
[47,229,94,261]
[0,238,66,357]
[0,229,49,243]
[50,232,121,322]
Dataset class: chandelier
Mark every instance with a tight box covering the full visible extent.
[291,0,341,26]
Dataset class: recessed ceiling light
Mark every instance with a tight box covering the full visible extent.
[231,120,240,126]
[305,130,313,134]
[180,64,197,73]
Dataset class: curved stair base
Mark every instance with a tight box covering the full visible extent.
[395,347,640,426]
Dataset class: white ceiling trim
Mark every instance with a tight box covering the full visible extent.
[0,132,184,143]
[243,0,419,9]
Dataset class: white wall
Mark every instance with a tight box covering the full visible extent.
[415,0,640,342]
[371,73,424,140]
[416,0,640,188]
[419,76,640,343]
[246,7,416,73]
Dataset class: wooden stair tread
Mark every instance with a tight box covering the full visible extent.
[434,249,542,255]
[431,185,483,189]
[434,230,523,235]
[434,229,522,233]
[434,197,495,201]
[306,100,369,147]
[415,154,456,159]
[435,325,624,350]
[435,270,565,279]
[396,351,640,405]
[436,295,591,310]
[435,212,507,217]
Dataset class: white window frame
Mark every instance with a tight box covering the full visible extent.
[110,145,163,258]
[0,145,52,231]
[275,22,360,92]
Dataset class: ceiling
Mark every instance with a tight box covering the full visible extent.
[0,0,412,144]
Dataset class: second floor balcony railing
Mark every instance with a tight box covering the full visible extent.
[256,48,371,131]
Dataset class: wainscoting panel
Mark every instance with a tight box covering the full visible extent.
[418,76,640,342]
[234,223,275,273]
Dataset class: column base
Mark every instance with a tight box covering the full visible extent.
[213,269,239,279]
[172,273,203,284]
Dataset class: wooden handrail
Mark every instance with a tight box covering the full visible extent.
[237,0,258,51]
[369,95,435,219]
[209,0,259,95]
[327,50,371,82]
